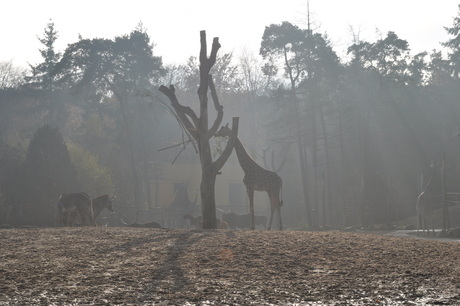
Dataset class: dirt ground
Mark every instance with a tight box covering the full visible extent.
[1,227,460,305]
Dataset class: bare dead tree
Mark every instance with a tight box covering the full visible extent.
[159,31,238,229]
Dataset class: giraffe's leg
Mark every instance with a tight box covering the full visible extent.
[421,217,424,235]
[59,211,65,227]
[416,211,420,236]
[247,188,255,230]
[278,204,283,231]
[416,200,421,236]
[425,211,429,235]
[268,205,275,230]
[420,212,425,236]
[422,208,428,235]
[423,213,428,236]
[268,194,282,230]
[429,209,434,236]
[268,194,278,230]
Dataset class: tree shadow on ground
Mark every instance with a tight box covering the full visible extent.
[99,229,212,302]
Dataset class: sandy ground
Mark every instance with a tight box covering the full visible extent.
[1,227,460,305]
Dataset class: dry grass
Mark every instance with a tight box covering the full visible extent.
[1,227,460,305]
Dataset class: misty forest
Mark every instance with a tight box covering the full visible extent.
[2,7,460,232]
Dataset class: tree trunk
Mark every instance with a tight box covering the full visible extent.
[159,31,238,229]
[319,103,332,226]
[310,98,319,227]
[338,110,347,226]
[294,100,312,227]
[140,128,153,208]
[119,95,142,208]
[201,169,217,229]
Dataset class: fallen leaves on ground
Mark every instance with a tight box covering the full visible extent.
[1,227,459,305]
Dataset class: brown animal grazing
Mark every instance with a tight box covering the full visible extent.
[58,193,115,227]
[57,192,93,226]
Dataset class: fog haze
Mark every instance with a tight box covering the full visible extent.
[1,1,460,231]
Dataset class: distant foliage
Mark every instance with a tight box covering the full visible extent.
[67,142,114,197]
[0,139,24,225]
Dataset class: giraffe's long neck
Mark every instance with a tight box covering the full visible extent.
[233,137,265,173]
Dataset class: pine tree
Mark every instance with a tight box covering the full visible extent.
[22,125,78,226]
[26,20,61,90]
[442,4,460,78]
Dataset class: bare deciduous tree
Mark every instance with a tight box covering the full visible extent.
[159,31,238,229]
[0,61,26,90]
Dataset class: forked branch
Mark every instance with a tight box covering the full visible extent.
[159,84,199,138]
[198,31,221,106]
[208,75,224,138]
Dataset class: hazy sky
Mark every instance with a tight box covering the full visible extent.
[1,1,458,68]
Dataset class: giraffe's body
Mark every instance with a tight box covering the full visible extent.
[218,125,283,230]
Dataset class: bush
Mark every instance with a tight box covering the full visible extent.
[67,142,114,197]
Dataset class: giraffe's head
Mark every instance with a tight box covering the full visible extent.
[215,123,232,138]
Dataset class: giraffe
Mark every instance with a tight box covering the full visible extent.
[216,125,283,230]
[416,162,437,236]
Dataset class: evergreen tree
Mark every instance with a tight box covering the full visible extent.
[22,125,78,226]
[26,20,61,91]
[442,4,460,78]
